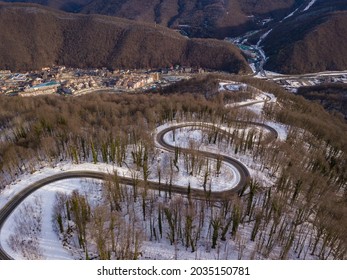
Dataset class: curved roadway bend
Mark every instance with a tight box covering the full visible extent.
[156,123,251,191]
[0,121,278,260]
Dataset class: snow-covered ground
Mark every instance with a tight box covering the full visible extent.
[0,162,128,210]
[0,130,245,259]
[218,82,247,92]
[249,63,257,73]
[0,81,291,260]
[218,82,280,121]
[0,122,282,260]
[162,127,240,191]
[1,178,103,260]
[264,121,288,141]
[225,92,274,108]
[159,124,279,186]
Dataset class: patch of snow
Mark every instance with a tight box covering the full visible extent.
[218,81,246,91]
[226,85,244,91]
[256,29,272,48]
[263,71,283,77]
[265,121,289,141]
[249,63,257,73]
[244,101,265,115]
[282,8,299,21]
[257,48,267,61]
[304,0,317,11]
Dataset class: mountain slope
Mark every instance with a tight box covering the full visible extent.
[3,1,347,74]
[3,0,302,38]
[263,0,347,74]
[0,3,250,73]
[1,0,91,12]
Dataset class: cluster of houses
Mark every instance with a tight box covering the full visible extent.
[0,65,209,96]
[115,73,160,90]
[3,65,346,97]
[0,67,167,96]
[60,77,99,94]
[1,65,205,96]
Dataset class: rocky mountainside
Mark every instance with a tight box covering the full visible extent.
[0,2,250,73]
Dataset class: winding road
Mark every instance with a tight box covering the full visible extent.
[0,88,279,260]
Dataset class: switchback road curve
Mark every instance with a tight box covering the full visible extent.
[0,121,278,260]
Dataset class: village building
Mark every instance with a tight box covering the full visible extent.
[21,81,60,96]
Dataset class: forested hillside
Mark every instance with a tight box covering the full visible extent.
[3,1,347,74]
[0,3,250,73]
[3,0,301,38]
[264,11,347,74]
[0,75,346,259]
[297,84,347,119]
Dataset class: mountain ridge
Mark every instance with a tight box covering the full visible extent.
[0,2,250,73]
[2,1,347,74]
[2,0,301,38]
